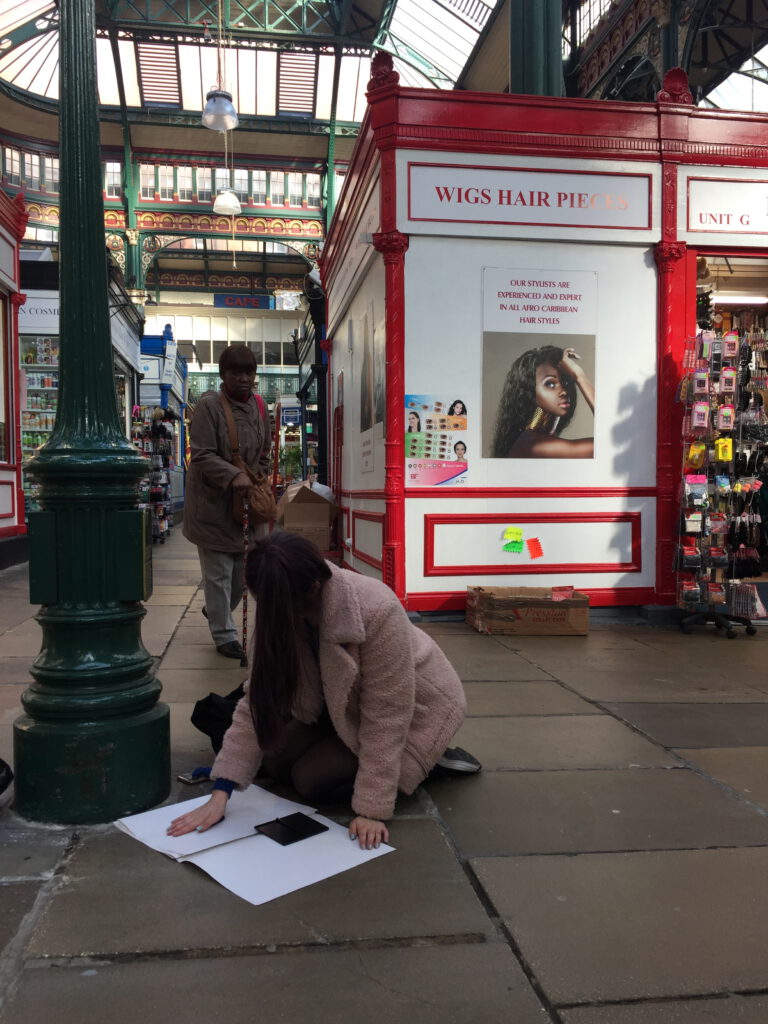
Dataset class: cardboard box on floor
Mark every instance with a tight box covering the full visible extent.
[466,586,589,636]
[276,481,338,552]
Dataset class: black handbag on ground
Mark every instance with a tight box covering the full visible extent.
[191,683,244,753]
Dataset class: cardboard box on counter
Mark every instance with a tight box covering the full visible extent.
[275,481,338,551]
[466,586,589,636]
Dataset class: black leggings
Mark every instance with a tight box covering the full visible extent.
[262,713,358,805]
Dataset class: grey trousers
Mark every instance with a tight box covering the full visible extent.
[197,547,245,646]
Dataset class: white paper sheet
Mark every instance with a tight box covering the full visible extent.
[115,786,394,905]
[115,785,316,859]
[181,813,393,905]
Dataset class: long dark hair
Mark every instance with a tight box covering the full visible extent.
[491,345,577,457]
[245,532,332,749]
[447,400,466,415]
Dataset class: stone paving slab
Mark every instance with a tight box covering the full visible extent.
[0,633,42,658]
[604,703,768,747]
[675,746,768,809]
[416,620,477,636]
[521,648,693,675]
[428,636,554,681]
[556,670,768,704]
[462,680,597,717]
[0,882,40,955]
[450,715,676,770]
[494,628,645,653]
[472,847,768,1003]
[170,624,221,645]
[2,942,545,1024]
[560,995,768,1024]
[0,826,70,878]
[0,619,39,637]
[26,819,493,959]
[428,768,768,856]
[0,660,33,685]
[158,645,249,670]
[156,667,243,702]
[0,683,25,718]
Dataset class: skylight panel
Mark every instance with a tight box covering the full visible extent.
[256,50,277,117]
[96,36,120,106]
[0,0,52,38]
[179,43,204,111]
[116,39,141,107]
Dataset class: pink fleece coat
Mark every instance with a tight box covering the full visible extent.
[211,563,467,820]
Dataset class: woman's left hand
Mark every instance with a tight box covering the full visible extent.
[349,815,389,850]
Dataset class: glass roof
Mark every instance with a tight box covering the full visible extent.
[700,43,768,113]
[0,0,498,126]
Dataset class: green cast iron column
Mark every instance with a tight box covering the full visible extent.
[509,0,563,96]
[13,0,170,823]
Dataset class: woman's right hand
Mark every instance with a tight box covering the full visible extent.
[231,471,252,495]
[166,790,229,837]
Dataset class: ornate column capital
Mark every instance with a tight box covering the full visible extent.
[657,67,693,105]
[368,51,400,93]
[125,228,140,246]
[654,241,686,273]
[372,230,409,264]
[11,292,27,309]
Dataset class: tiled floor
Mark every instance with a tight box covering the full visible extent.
[2,532,768,1023]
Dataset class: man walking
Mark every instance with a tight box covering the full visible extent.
[183,345,271,658]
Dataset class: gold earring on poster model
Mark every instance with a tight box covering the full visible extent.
[527,407,549,432]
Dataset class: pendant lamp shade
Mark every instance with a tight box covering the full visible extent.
[213,190,241,216]
[202,89,239,131]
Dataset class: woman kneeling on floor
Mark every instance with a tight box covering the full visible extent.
[167,531,480,849]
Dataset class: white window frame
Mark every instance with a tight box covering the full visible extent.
[306,173,321,208]
[196,167,212,201]
[158,164,174,201]
[252,169,267,204]
[270,171,285,206]
[288,171,303,206]
[140,164,155,200]
[232,168,249,202]
[105,161,122,198]
[4,148,20,186]
[177,166,193,201]
[43,156,59,193]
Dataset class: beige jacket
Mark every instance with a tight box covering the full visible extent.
[182,387,271,552]
[212,563,467,820]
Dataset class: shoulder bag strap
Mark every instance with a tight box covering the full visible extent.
[217,390,247,474]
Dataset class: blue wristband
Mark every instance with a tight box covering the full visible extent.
[212,778,235,798]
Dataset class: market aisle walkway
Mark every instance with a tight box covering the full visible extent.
[3,533,768,1022]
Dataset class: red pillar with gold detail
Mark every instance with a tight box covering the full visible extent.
[10,291,27,527]
[653,69,697,602]
[372,229,409,601]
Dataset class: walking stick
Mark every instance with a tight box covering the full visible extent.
[240,495,249,668]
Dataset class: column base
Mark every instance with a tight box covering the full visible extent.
[13,703,170,824]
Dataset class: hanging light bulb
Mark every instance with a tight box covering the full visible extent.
[201,1,238,131]
[202,89,239,131]
[212,190,241,216]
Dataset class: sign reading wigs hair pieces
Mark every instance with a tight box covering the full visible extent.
[482,268,598,460]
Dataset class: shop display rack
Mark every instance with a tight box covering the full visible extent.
[675,327,768,636]
[19,336,59,515]
[131,407,175,543]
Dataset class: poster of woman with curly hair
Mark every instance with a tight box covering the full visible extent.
[482,268,597,459]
